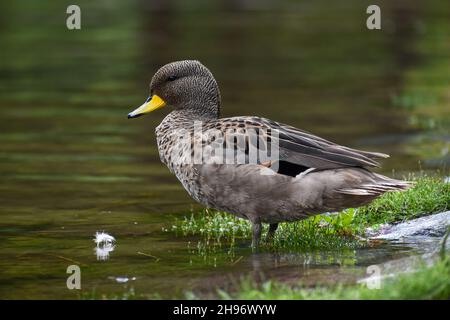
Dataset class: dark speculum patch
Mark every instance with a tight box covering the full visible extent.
[272,160,310,177]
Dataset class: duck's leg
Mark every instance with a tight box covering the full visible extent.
[265,223,279,242]
[251,220,262,248]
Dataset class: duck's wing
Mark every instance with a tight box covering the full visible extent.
[202,116,389,170]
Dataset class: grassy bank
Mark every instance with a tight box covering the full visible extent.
[172,175,449,251]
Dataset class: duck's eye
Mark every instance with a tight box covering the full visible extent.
[167,75,178,82]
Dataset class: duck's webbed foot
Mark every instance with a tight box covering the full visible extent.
[265,223,279,242]
[251,220,262,249]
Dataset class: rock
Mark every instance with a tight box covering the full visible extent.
[369,211,450,241]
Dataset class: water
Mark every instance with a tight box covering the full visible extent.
[0,0,449,299]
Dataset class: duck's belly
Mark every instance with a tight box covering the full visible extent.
[192,163,318,223]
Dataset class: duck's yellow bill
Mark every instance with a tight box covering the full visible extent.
[128,95,166,119]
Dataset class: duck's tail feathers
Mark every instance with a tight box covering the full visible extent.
[337,174,413,196]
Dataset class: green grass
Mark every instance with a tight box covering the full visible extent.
[203,256,450,300]
[353,175,449,226]
[173,208,363,251]
[172,175,449,251]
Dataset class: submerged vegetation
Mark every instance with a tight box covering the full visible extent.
[172,175,449,251]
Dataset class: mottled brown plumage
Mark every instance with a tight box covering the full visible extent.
[128,60,411,247]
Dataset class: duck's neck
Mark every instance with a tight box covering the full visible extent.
[168,103,220,125]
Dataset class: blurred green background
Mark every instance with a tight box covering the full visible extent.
[0,0,448,299]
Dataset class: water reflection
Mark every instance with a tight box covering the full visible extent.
[95,244,116,261]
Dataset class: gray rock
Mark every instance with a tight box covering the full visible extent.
[370,211,450,241]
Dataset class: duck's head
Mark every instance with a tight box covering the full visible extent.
[128,60,221,119]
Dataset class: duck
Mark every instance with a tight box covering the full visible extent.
[128,60,411,247]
